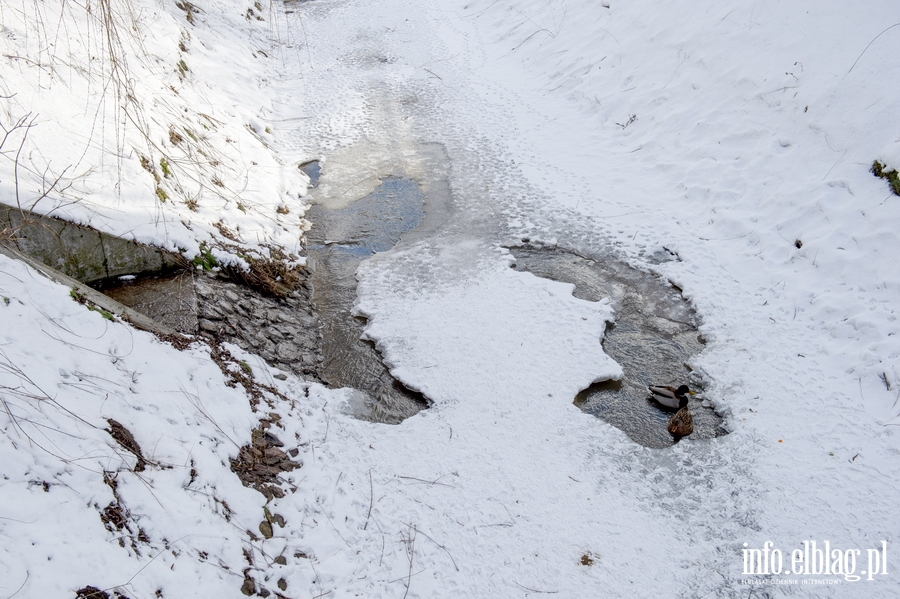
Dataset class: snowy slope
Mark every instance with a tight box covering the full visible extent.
[0,251,312,598]
[0,0,311,266]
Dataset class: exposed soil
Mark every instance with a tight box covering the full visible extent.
[105,419,148,472]
[230,420,302,501]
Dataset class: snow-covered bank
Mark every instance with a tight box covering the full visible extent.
[2,0,900,597]
[0,0,311,267]
[0,251,313,597]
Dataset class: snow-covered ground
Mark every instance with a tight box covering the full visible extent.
[2,0,900,597]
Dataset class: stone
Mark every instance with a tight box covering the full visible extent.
[264,485,285,499]
[259,520,273,539]
[275,342,301,362]
[259,340,277,359]
[203,306,224,319]
[235,328,255,344]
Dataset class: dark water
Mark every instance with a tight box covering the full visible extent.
[99,270,198,333]
[299,160,321,188]
[509,245,726,448]
[306,177,430,423]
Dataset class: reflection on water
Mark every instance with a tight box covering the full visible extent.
[306,177,429,423]
[299,160,321,188]
[509,245,725,448]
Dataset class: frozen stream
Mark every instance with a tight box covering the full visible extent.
[306,175,431,422]
[508,243,725,447]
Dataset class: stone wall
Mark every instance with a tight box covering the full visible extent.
[0,204,182,284]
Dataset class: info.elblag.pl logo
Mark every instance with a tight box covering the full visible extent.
[741,541,889,583]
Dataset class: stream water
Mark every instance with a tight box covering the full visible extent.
[100,271,198,333]
[305,175,431,423]
[90,132,723,440]
[509,244,726,448]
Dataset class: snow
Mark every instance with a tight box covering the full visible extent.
[0,253,270,597]
[0,0,311,266]
[3,0,900,597]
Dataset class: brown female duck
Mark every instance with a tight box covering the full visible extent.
[667,394,693,438]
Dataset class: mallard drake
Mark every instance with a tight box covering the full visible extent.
[667,395,693,438]
[648,384,692,409]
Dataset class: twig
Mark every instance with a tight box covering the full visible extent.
[512,7,556,38]
[4,570,28,599]
[413,525,459,572]
[616,114,637,129]
[847,23,900,74]
[822,150,847,180]
[0,515,38,524]
[309,558,329,599]
[402,526,417,599]
[322,505,349,547]
[181,385,238,448]
[387,568,426,584]
[473,521,514,529]
[397,474,453,487]
[118,539,179,587]
[463,0,502,20]
[364,469,374,530]
[513,581,559,594]
[504,29,552,56]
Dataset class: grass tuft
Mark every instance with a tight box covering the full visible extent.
[191,243,219,270]
[70,288,114,320]
[872,160,900,196]
[222,248,304,298]
[175,1,197,25]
